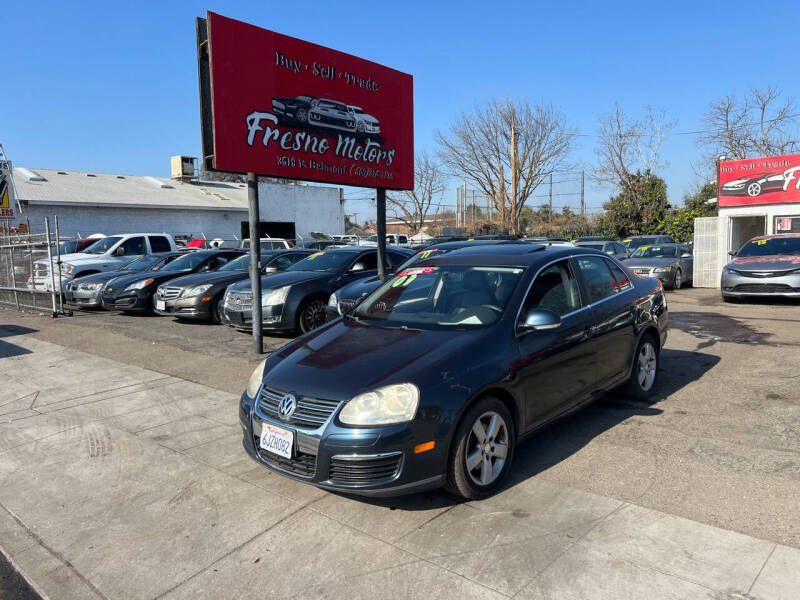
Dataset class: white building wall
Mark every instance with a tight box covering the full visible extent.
[257,182,344,241]
[22,204,247,239]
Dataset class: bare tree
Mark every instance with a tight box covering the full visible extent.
[436,99,573,235]
[387,152,447,233]
[701,87,799,161]
[592,104,674,193]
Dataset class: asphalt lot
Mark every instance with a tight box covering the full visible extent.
[1,288,799,598]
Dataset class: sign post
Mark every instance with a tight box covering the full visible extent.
[247,173,263,354]
[376,188,387,281]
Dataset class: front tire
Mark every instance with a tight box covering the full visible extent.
[297,298,327,334]
[672,269,682,290]
[627,335,659,400]
[445,396,516,500]
[211,295,225,324]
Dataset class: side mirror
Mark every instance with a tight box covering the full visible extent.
[518,308,562,332]
[350,262,366,272]
[605,250,615,255]
[681,253,692,258]
[114,247,125,256]
[263,266,280,274]
[728,251,737,257]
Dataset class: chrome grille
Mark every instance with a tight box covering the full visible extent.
[159,286,182,300]
[328,453,402,485]
[633,268,650,275]
[257,387,341,429]
[735,270,793,278]
[225,291,253,310]
[33,263,49,277]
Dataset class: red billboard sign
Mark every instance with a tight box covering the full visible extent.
[718,153,800,207]
[197,12,414,190]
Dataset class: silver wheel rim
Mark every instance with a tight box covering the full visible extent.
[747,183,760,196]
[465,411,509,486]
[302,300,326,331]
[637,342,657,391]
[674,271,681,288]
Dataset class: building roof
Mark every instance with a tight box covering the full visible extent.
[12,167,253,212]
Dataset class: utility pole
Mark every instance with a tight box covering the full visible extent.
[247,172,263,355]
[548,173,553,223]
[510,120,517,234]
[580,170,585,216]
[376,188,387,281]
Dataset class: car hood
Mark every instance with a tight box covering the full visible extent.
[105,270,188,289]
[624,257,678,268]
[337,276,382,301]
[75,270,130,284]
[729,255,800,270]
[37,252,102,265]
[263,319,486,401]
[165,270,249,289]
[228,270,329,292]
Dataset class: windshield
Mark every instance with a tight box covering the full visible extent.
[122,254,169,271]
[631,245,677,258]
[218,254,262,271]
[84,236,121,254]
[287,251,355,273]
[57,241,78,254]
[158,253,209,272]
[737,237,800,257]
[627,238,657,250]
[354,265,524,330]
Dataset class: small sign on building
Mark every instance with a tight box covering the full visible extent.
[0,161,15,218]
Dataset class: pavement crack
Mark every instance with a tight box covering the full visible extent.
[746,543,777,595]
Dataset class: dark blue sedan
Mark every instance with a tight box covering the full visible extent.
[240,244,668,498]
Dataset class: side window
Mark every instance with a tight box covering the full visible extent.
[679,246,690,256]
[269,255,294,271]
[521,260,582,317]
[205,256,228,270]
[606,260,632,292]
[398,235,408,244]
[119,236,146,256]
[576,256,621,303]
[614,243,625,254]
[355,252,378,270]
[148,236,171,253]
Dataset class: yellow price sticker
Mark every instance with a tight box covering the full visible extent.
[754,240,767,246]
[308,252,325,259]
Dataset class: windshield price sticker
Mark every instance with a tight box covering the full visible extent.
[755,240,767,245]
[396,267,436,278]
[417,248,440,259]
[308,252,325,260]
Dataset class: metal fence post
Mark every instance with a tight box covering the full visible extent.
[44,218,58,317]
[54,215,63,314]
[7,244,20,310]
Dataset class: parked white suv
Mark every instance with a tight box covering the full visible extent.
[31,233,177,292]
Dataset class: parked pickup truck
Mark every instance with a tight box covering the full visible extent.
[31,233,177,292]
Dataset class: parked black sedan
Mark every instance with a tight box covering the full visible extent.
[152,249,313,322]
[240,244,668,498]
[325,241,517,321]
[223,246,411,334]
[101,250,244,313]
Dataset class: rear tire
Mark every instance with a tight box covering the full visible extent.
[445,396,516,500]
[627,334,659,400]
[672,269,682,290]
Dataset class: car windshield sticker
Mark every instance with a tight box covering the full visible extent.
[392,274,417,287]
[417,248,440,259]
[754,240,768,245]
[396,267,436,277]
[308,252,325,259]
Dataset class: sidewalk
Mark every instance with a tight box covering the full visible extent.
[0,325,797,599]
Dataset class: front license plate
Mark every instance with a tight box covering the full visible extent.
[156,300,166,311]
[259,423,293,459]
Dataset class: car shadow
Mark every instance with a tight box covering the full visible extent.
[0,324,38,338]
[346,347,721,511]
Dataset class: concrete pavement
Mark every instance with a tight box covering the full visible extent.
[1,321,798,598]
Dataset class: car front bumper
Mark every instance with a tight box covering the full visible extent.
[240,390,447,497]
[721,271,800,297]
[152,295,212,319]
[630,267,677,287]
[223,304,290,331]
[101,289,154,312]
[65,284,104,307]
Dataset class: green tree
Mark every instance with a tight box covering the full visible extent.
[597,172,669,239]
[656,181,718,242]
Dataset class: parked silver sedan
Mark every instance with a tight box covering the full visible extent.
[623,243,693,289]
[574,240,628,260]
[721,234,800,301]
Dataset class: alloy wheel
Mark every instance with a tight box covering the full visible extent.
[301,300,327,332]
[465,411,509,486]
[674,270,682,289]
[747,182,761,197]
[637,342,657,391]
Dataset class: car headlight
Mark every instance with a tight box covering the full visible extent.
[262,285,290,307]
[328,291,338,308]
[80,282,103,291]
[339,383,419,426]
[124,278,154,291]
[185,284,213,297]
[653,266,672,273]
[245,359,266,399]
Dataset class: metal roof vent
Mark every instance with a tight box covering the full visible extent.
[144,176,173,189]
[57,171,67,175]
[17,167,47,182]
[86,173,97,177]
[116,175,126,179]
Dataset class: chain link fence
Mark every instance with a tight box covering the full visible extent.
[0,221,62,315]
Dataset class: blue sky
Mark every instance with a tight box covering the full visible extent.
[3,0,799,223]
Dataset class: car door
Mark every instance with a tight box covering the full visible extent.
[574,255,636,389]
[515,259,595,429]
[678,245,693,281]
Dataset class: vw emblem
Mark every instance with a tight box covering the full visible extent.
[278,394,297,420]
